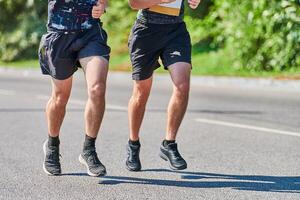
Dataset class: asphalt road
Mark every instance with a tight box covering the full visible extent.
[0,70,300,200]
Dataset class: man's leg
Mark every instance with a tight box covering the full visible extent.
[166,62,191,140]
[129,77,153,141]
[78,56,108,177]
[82,56,108,138]
[43,76,73,175]
[46,77,73,137]
[126,76,153,171]
[160,62,191,170]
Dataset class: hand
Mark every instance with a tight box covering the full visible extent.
[92,0,106,19]
[188,0,201,9]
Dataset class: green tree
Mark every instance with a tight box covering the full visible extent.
[196,0,300,71]
[102,0,137,53]
[0,0,47,61]
[1,0,299,73]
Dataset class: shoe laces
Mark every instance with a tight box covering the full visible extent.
[169,144,182,160]
[85,149,101,165]
[131,150,139,160]
[48,146,61,162]
[128,145,140,160]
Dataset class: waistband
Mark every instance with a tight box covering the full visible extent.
[137,10,183,24]
[47,21,103,34]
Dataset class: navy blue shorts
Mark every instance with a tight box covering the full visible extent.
[128,21,192,80]
[38,23,110,80]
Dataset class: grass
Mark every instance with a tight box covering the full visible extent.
[1,48,300,79]
[109,47,300,78]
[109,53,130,71]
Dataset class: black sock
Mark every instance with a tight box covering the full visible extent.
[163,139,175,147]
[48,135,60,146]
[83,135,96,150]
[129,139,140,146]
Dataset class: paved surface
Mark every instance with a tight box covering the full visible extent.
[0,69,300,200]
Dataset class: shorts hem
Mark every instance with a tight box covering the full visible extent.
[41,69,77,80]
[132,71,154,81]
[164,60,192,70]
[78,53,110,62]
[131,62,159,80]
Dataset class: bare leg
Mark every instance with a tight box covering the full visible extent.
[128,77,153,141]
[80,56,109,138]
[166,62,191,141]
[78,56,109,177]
[44,77,72,175]
[46,77,73,137]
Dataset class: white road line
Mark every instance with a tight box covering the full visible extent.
[195,118,300,138]
[0,89,15,96]
[36,95,127,111]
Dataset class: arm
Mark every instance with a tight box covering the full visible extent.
[128,0,176,10]
[92,0,107,19]
[188,0,201,9]
[100,0,108,9]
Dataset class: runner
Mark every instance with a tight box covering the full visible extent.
[126,0,201,171]
[39,0,110,176]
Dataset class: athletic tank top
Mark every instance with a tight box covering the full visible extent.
[47,0,99,31]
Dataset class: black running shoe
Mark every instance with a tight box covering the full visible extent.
[126,141,141,171]
[159,142,187,170]
[79,147,106,177]
[43,140,61,175]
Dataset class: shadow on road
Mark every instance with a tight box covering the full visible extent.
[61,173,90,177]
[100,169,300,193]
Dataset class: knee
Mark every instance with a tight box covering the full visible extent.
[174,81,190,97]
[51,92,69,108]
[88,82,106,102]
[132,88,150,106]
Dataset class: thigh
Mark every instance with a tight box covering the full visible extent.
[50,76,73,97]
[168,62,191,87]
[133,76,153,95]
[80,56,109,88]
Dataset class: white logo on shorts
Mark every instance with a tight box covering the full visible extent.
[170,51,181,57]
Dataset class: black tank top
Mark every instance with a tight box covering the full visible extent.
[47,0,99,31]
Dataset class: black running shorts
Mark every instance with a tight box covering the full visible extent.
[38,23,110,80]
[128,21,192,81]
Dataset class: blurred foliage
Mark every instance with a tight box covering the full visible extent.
[0,0,47,61]
[0,0,299,72]
[101,0,136,53]
[195,0,300,71]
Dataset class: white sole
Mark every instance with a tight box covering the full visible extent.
[43,140,61,176]
[79,154,106,177]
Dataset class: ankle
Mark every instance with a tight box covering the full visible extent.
[129,139,140,146]
[48,135,60,146]
[83,134,96,150]
[163,139,175,147]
